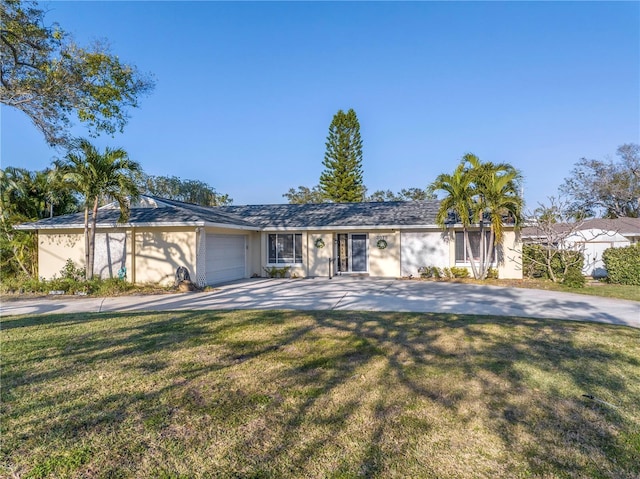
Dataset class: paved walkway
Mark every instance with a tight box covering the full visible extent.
[1,278,638,328]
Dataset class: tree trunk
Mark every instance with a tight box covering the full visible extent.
[88,196,99,280]
[484,230,496,276]
[84,204,90,280]
[479,219,487,279]
[10,240,32,276]
[546,249,557,283]
[464,229,480,279]
[0,215,32,277]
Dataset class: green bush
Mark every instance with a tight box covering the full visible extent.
[419,266,471,279]
[450,267,470,279]
[523,244,548,279]
[23,277,47,293]
[486,268,499,280]
[0,275,20,294]
[417,266,430,278]
[263,266,290,278]
[562,269,586,288]
[418,266,440,279]
[93,278,134,295]
[47,277,74,293]
[523,244,584,283]
[0,269,136,296]
[603,246,640,285]
[0,275,46,294]
[45,260,91,294]
[60,259,85,281]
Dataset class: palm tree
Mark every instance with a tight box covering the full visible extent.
[1,166,82,278]
[56,138,141,279]
[429,160,480,279]
[431,154,523,280]
[0,167,39,277]
[466,157,523,278]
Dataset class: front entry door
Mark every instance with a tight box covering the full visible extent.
[350,234,368,272]
[336,233,368,273]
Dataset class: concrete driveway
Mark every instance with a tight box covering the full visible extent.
[1,277,638,328]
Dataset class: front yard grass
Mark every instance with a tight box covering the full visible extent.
[2,310,639,478]
[427,278,640,302]
[499,279,640,302]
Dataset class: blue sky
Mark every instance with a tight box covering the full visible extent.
[2,1,639,208]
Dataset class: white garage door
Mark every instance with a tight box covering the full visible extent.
[206,234,246,284]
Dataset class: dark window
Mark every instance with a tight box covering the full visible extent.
[268,234,303,264]
[455,231,494,263]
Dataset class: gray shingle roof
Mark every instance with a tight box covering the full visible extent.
[219,201,442,228]
[17,198,257,230]
[16,206,203,229]
[17,196,444,231]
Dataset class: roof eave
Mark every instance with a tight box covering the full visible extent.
[203,221,260,231]
[261,224,443,231]
[16,221,208,230]
[17,220,262,231]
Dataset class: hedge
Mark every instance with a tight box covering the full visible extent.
[602,245,640,285]
[522,244,585,287]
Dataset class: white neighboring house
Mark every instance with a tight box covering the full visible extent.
[523,218,640,278]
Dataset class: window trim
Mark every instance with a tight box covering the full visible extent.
[267,233,303,265]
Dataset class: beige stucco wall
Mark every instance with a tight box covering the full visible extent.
[400,230,451,276]
[38,229,86,280]
[247,232,262,277]
[133,228,196,285]
[498,230,522,279]
[368,230,400,277]
[40,226,256,285]
[260,230,401,278]
[38,228,133,281]
[39,225,523,284]
[307,232,333,277]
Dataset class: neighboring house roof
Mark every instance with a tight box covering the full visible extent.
[522,217,640,240]
[15,195,453,231]
[572,217,640,236]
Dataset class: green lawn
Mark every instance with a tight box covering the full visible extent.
[440,278,640,302]
[508,279,640,302]
[2,311,639,478]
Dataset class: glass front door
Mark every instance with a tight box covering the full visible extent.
[336,233,368,273]
[350,234,368,272]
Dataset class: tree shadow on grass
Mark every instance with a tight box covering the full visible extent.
[2,310,639,478]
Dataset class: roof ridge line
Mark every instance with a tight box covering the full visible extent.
[144,195,262,229]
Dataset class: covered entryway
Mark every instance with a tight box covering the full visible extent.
[336,233,368,273]
[206,234,246,284]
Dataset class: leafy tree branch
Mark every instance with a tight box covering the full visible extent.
[1,0,155,146]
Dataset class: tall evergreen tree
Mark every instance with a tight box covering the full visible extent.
[319,109,365,202]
